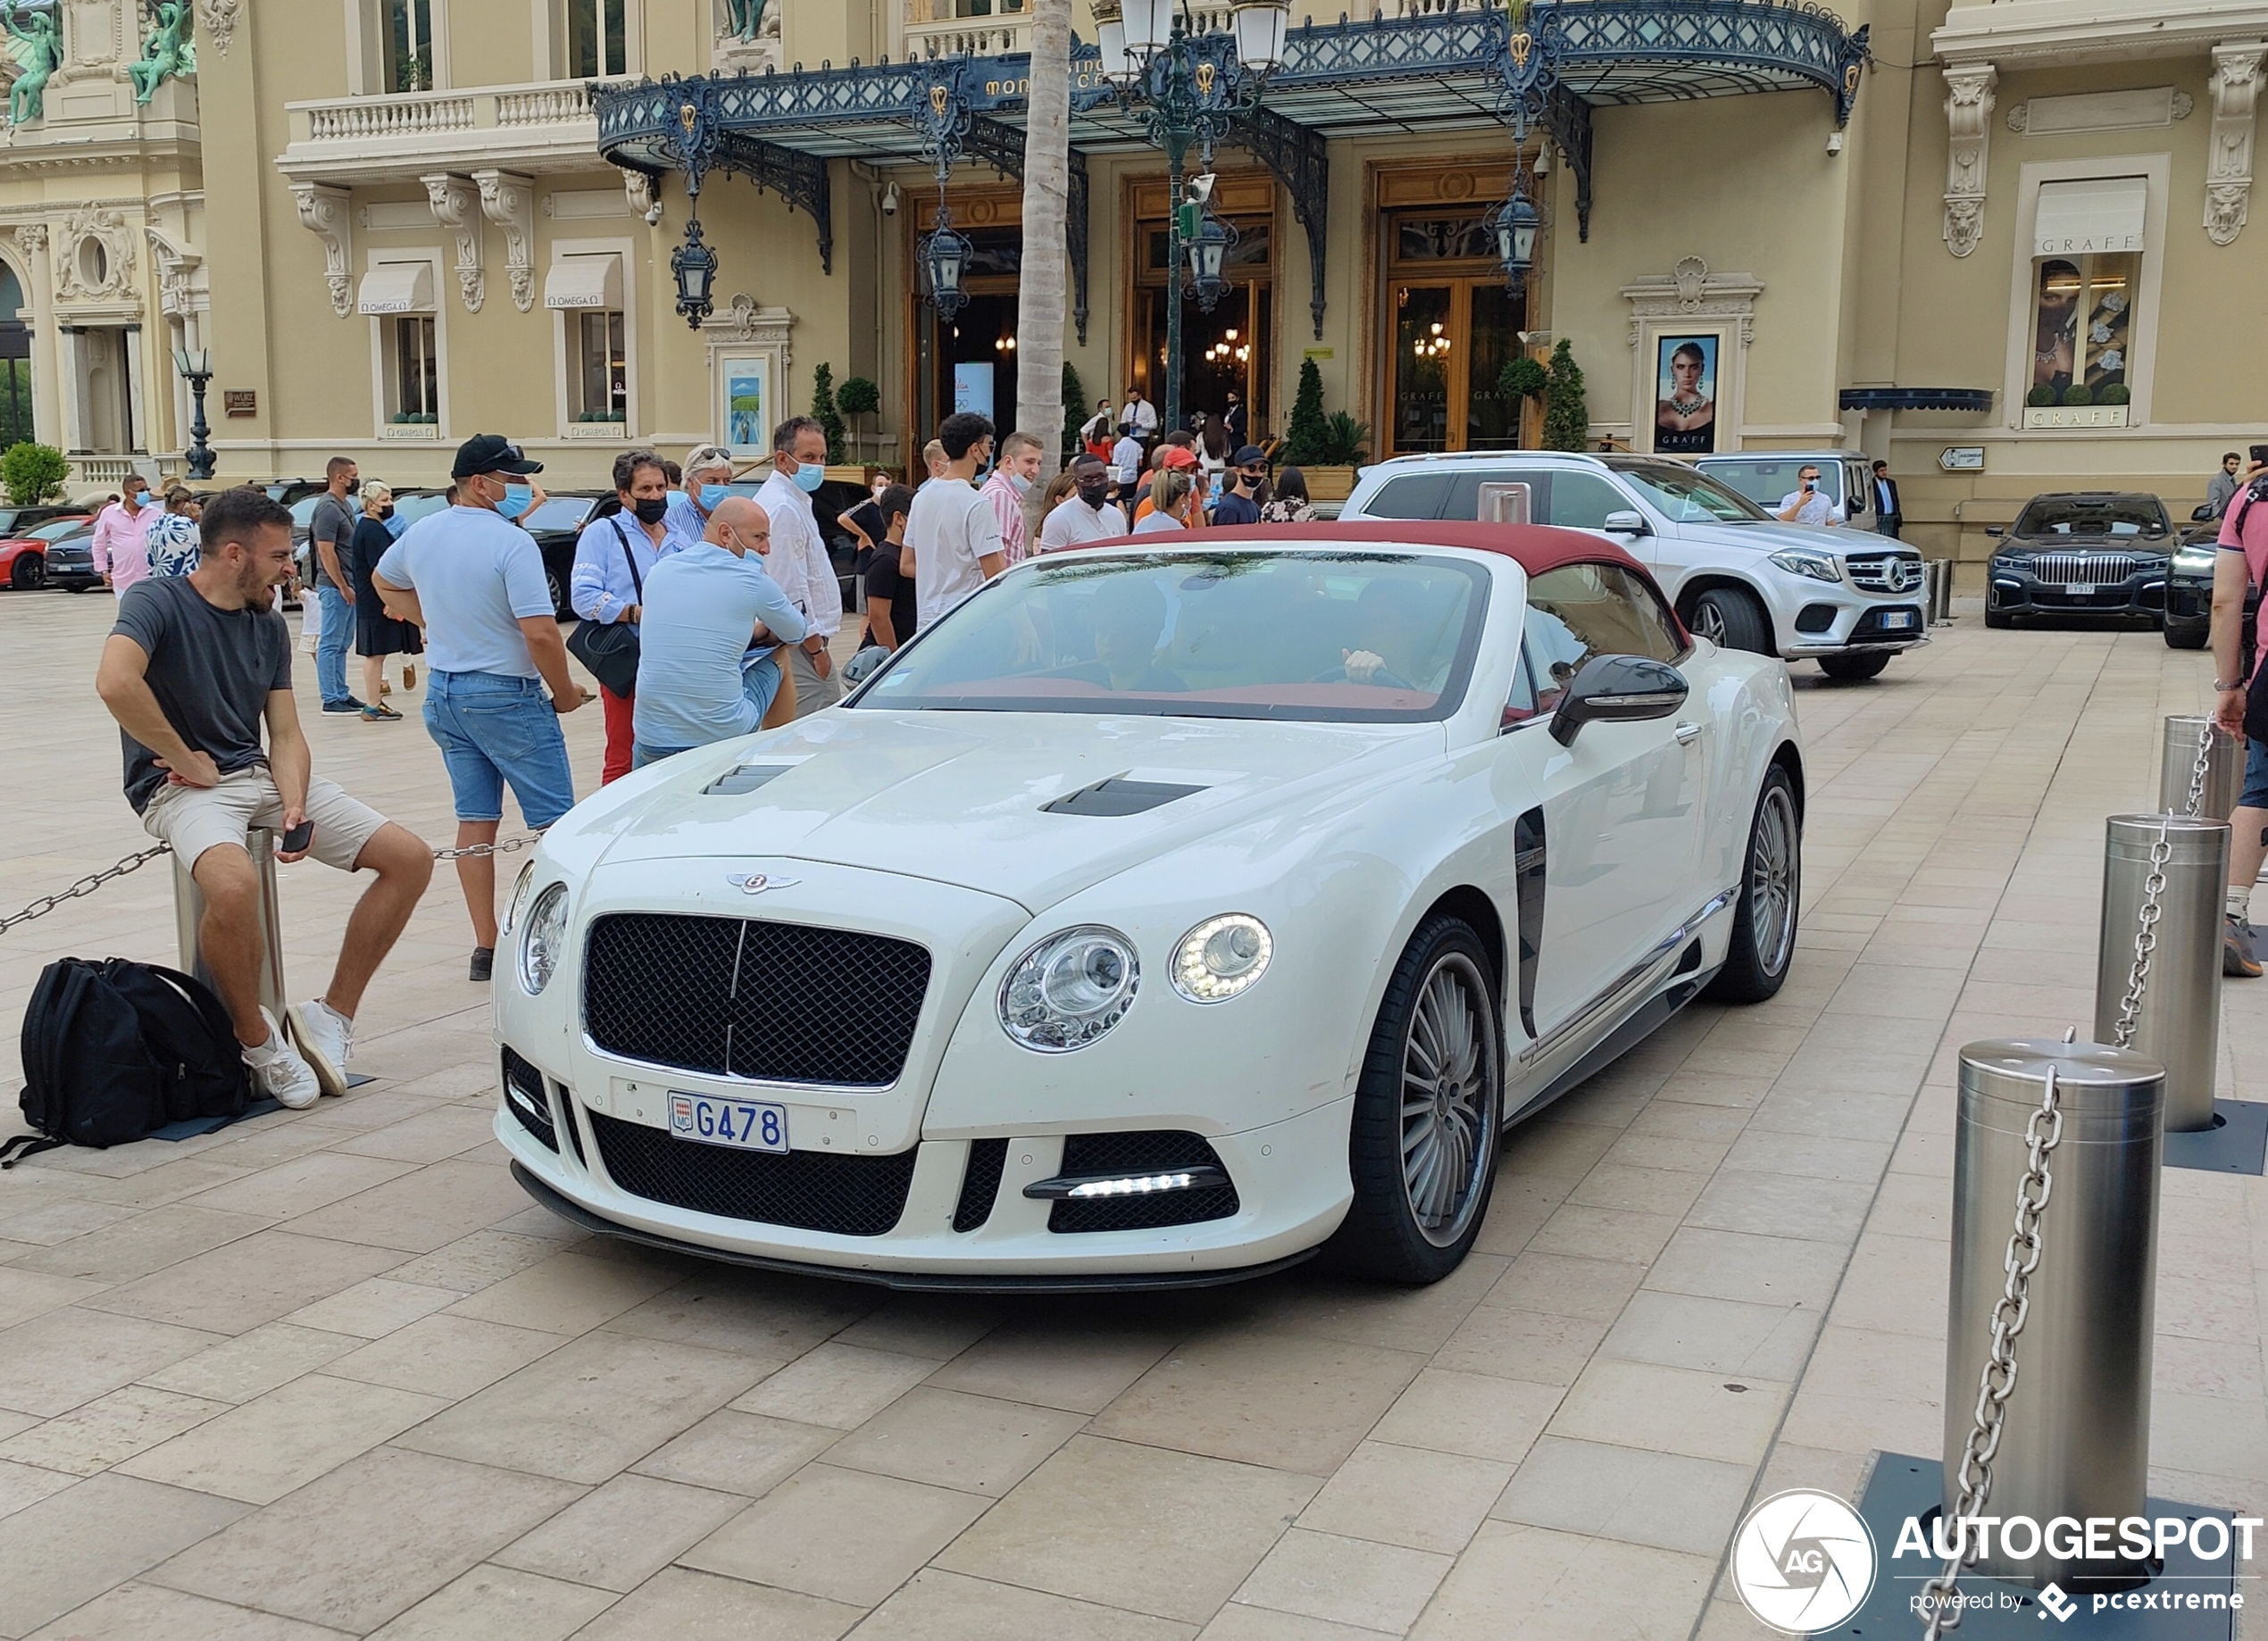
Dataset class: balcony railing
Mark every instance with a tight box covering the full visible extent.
[279,79,631,179]
[906,13,1029,58]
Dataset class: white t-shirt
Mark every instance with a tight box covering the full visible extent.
[908,478,1004,630]
[1777,490,1839,529]
[374,506,552,677]
[1038,496,1129,552]
[1111,435,1145,486]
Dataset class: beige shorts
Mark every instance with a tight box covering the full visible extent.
[141,766,389,875]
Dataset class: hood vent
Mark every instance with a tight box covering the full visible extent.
[703,763,795,796]
[1043,778,1207,817]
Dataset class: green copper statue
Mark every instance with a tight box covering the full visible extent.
[721,0,778,45]
[130,1,196,104]
[4,6,61,127]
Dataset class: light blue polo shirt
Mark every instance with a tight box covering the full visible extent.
[374,506,554,678]
[633,542,812,750]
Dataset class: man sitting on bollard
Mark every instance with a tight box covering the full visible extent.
[95,487,435,1109]
[2213,454,2268,977]
[630,495,809,769]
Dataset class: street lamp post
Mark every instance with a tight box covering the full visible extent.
[1105,0,1288,435]
[171,346,214,481]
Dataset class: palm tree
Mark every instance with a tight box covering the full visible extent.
[1014,0,1071,497]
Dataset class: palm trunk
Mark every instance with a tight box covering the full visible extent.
[1016,0,1071,505]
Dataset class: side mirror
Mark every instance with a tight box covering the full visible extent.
[1985,525,2003,537]
[2194,504,2217,522]
[1601,510,1649,537]
[1550,654,1689,746]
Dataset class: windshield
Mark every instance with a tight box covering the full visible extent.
[2014,496,2167,538]
[524,496,596,532]
[29,519,86,541]
[1697,458,1845,510]
[390,493,451,528]
[857,550,1490,723]
[1608,462,1768,524]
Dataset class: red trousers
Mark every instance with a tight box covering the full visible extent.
[600,684,634,785]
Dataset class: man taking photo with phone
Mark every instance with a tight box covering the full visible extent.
[2212,446,2268,976]
[96,487,435,1110]
[1775,464,1841,529]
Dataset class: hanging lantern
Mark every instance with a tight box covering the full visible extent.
[1487,187,1540,288]
[1186,212,1234,314]
[671,216,718,328]
[921,199,972,321]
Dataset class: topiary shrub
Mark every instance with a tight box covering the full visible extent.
[1281,356,1330,466]
[2026,383,2060,408]
[836,374,880,460]
[1540,339,1589,452]
[1060,362,1087,463]
[2098,383,2131,405]
[1499,355,1547,401]
[810,363,847,463]
[1,441,69,505]
[2062,383,2093,407]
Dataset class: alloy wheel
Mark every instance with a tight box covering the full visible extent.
[1691,602,1726,644]
[1749,784,1798,978]
[1398,952,1497,1247]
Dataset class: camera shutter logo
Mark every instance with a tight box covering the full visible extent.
[1730,1489,1877,1634]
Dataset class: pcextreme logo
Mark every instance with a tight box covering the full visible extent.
[1730,1489,1878,1634]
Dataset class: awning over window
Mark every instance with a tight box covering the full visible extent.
[357,261,435,316]
[544,254,621,312]
[2034,177,2147,258]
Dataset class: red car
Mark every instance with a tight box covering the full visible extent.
[0,514,94,591]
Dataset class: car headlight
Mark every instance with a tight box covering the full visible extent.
[502,861,536,935]
[519,883,569,995]
[1767,550,1843,583]
[998,926,1139,1053]
[2174,546,2217,573]
[1172,913,1272,1004]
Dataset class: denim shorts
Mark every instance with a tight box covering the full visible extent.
[423,671,575,827]
[2247,737,2268,811]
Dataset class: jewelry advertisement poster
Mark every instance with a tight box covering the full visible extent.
[1654,333,1719,454]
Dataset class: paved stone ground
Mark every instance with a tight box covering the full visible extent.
[0,586,2257,1640]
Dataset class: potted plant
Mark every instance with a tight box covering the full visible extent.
[1280,358,1365,503]
[837,374,880,463]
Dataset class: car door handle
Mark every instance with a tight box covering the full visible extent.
[1675,722,1703,745]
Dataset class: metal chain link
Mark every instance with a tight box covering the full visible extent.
[2182,720,2218,820]
[0,835,542,934]
[2110,818,2172,1051]
[1920,1061,2066,1639]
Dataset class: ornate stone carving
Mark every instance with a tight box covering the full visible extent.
[473,168,535,312]
[13,222,46,255]
[422,171,485,312]
[1671,255,1708,310]
[145,225,203,319]
[1621,260,1765,348]
[622,169,655,221]
[196,0,239,56]
[2206,43,2266,246]
[1943,63,1997,257]
[54,205,136,302]
[290,180,354,318]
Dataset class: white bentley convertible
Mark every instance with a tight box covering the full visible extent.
[494,522,1804,1288]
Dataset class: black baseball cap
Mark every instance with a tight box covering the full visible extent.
[1232,445,1267,466]
[450,434,545,480]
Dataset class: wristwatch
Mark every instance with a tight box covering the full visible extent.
[2215,679,2246,692]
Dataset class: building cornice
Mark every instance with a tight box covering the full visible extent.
[1936,1,2268,68]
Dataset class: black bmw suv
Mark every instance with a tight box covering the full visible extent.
[1984,492,2173,629]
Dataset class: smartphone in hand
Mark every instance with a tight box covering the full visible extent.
[2250,444,2268,468]
[279,820,314,854]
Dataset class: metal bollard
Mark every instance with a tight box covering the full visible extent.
[2157,714,2241,820]
[173,826,286,1023]
[1925,559,1955,624]
[1945,1038,2164,1588]
[2095,814,2228,1132]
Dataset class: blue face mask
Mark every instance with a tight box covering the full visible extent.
[794,462,826,494]
[495,482,533,521]
[134,490,153,506]
[700,483,731,512]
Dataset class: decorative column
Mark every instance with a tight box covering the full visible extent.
[473,170,536,312]
[1943,62,1997,258]
[289,182,354,318]
[2206,43,2266,246]
[422,172,486,312]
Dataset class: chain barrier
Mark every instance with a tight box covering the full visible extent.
[2110,819,2172,1052]
[2182,719,2217,820]
[0,835,543,936]
[1920,1054,2067,1638]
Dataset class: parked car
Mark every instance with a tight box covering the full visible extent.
[2164,504,2220,650]
[521,491,606,620]
[495,521,1807,1288]
[1694,450,1875,528]
[40,523,100,592]
[1341,451,1925,680]
[1984,492,2173,629]
[0,513,95,590]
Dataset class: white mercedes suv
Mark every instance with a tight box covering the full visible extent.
[1341,451,1927,680]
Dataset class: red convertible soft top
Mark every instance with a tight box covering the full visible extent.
[1070,519,1646,582]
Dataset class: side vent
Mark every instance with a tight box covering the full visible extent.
[953,1138,1009,1232]
[1043,778,1206,817]
[704,764,794,796]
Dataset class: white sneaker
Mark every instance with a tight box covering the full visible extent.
[284,997,352,1100]
[244,1008,321,1110]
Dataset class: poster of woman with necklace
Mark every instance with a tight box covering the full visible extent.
[1655,335,1718,454]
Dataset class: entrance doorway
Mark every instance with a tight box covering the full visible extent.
[1384,209,1527,455]
[1129,171,1275,439]
[908,189,1026,451]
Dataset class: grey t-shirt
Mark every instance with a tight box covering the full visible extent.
[308,494,358,589]
[112,578,292,812]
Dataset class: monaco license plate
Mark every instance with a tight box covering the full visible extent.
[668,1092,788,1154]
[1878,611,1917,630]
[2067,583,2096,596]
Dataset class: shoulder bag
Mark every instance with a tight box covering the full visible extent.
[565,517,646,696]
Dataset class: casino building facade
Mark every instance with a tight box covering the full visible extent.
[157,0,2268,571]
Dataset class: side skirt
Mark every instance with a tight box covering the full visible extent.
[1505,957,1722,1129]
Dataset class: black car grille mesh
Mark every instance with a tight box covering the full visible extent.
[583,913,930,1087]
[501,1047,556,1153]
[1048,1130,1241,1234]
[953,1138,1009,1233]
[588,1110,918,1236]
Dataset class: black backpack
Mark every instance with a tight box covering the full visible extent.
[4,958,253,1166]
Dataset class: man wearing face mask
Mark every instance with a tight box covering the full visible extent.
[751,414,845,718]
[373,435,587,981]
[666,445,737,545]
[571,449,676,784]
[91,471,157,602]
[1038,454,1129,552]
[308,456,366,715]
[980,429,1046,567]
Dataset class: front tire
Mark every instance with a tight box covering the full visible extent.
[1688,586,1775,655]
[1817,651,1890,682]
[1327,916,1502,1285]
[1707,765,1801,1004]
[9,553,41,590]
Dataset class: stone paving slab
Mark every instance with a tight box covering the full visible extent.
[0,587,2259,1638]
